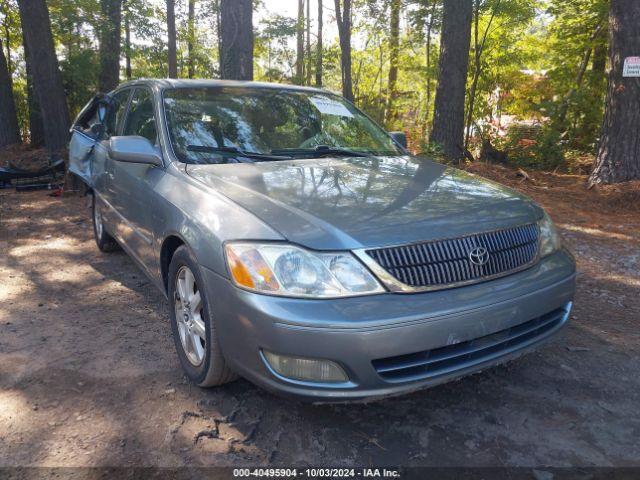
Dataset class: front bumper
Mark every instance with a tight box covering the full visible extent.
[201,249,576,402]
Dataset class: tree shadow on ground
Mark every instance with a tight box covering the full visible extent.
[1,191,639,467]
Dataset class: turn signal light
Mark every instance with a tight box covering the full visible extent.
[226,248,255,289]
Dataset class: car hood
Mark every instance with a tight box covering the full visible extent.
[187,156,542,250]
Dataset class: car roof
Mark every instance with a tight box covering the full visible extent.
[114,78,329,95]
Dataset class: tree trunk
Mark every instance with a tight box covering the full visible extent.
[215,0,221,77]
[22,29,44,147]
[98,0,122,92]
[306,0,311,85]
[315,0,323,87]
[423,0,436,135]
[384,0,400,125]
[0,36,20,147]
[188,0,196,78]
[295,0,304,84]
[124,0,132,80]
[430,0,472,161]
[17,0,70,153]
[592,44,607,74]
[219,0,253,80]
[334,0,353,102]
[590,0,640,184]
[166,0,177,78]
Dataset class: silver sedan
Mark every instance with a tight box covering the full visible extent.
[69,79,575,401]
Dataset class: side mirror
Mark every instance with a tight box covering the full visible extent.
[389,131,408,149]
[108,136,163,167]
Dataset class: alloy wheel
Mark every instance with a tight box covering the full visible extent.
[174,266,206,366]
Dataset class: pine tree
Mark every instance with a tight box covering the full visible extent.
[590,0,640,183]
[430,0,473,160]
[0,36,20,147]
[220,0,253,80]
[17,0,70,153]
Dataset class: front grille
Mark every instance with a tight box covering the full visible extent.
[372,305,569,383]
[366,223,539,290]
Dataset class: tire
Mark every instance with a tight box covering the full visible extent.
[168,245,237,387]
[92,194,119,252]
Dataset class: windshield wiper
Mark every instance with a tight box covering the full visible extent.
[187,145,291,161]
[270,145,372,158]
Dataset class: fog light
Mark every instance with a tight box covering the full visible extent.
[262,351,349,383]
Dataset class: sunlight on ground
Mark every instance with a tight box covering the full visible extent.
[592,273,640,288]
[8,237,80,258]
[38,263,101,286]
[558,223,636,242]
[0,390,31,431]
[0,265,35,309]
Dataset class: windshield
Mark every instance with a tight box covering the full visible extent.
[162,87,402,164]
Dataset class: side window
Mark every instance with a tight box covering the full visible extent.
[79,108,101,136]
[73,96,104,138]
[105,89,131,137]
[122,88,158,144]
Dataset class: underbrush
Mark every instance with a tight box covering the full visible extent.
[493,125,565,171]
[418,126,594,175]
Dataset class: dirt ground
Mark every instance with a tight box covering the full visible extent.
[1,165,639,469]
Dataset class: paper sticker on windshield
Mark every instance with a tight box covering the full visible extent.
[310,96,354,118]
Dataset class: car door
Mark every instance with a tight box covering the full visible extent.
[69,95,105,186]
[92,88,133,233]
[110,86,165,272]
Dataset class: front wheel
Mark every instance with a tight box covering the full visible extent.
[168,246,237,387]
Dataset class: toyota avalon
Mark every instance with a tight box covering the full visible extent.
[69,79,576,401]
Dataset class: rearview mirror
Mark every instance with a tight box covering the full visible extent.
[389,131,408,149]
[97,103,108,123]
[108,136,163,167]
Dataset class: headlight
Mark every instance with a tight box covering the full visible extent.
[225,242,385,298]
[538,212,561,257]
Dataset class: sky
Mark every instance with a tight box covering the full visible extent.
[258,0,300,19]
[256,0,339,43]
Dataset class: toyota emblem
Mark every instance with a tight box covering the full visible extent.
[468,246,490,266]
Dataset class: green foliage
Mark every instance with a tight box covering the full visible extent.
[1,0,26,136]
[498,123,565,170]
[459,0,607,167]
[60,49,100,118]
[529,126,565,170]
[0,0,610,170]
[10,76,28,140]
[464,0,538,133]
[256,14,298,82]
[541,0,608,150]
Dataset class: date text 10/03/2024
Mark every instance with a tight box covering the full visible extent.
[232,468,401,478]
